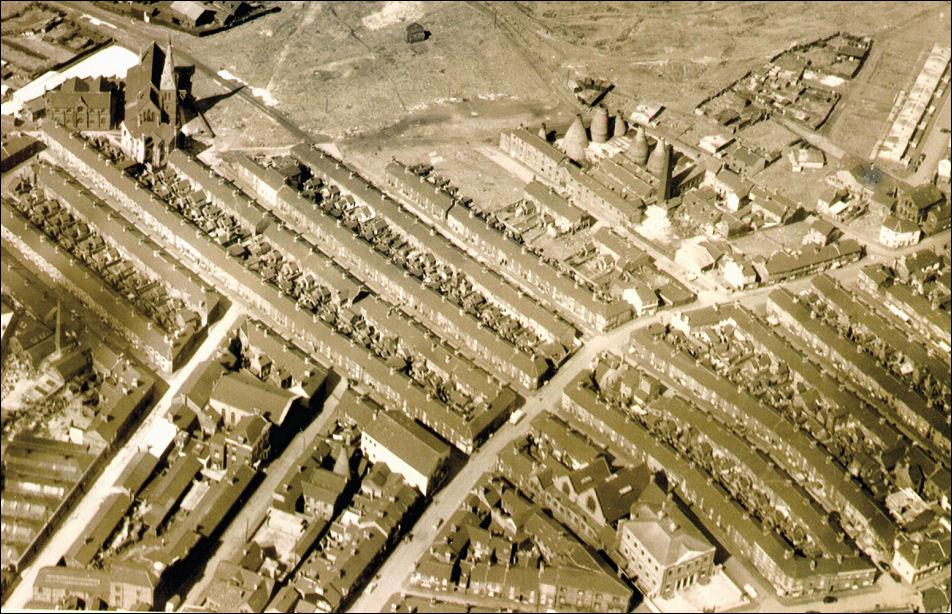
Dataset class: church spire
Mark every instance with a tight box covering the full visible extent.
[160,37,176,91]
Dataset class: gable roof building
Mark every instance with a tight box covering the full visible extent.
[361,410,451,495]
[880,215,921,249]
[44,77,118,131]
[896,183,945,223]
[209,370,298,428]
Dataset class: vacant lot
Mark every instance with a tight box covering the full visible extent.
[172,1,948,207]
[181,2,557,140]
[731,219,815,258]
[180,2,948,140]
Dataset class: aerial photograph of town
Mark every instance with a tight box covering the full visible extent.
[0,1,949,612]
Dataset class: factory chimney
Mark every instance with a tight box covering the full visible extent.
[647,138,673,201]
[55,299,62,355]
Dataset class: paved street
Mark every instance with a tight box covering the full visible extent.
[347,304,678,613]
[727,555,921,614]
[826,215,950,259]
[181,377,350,608]
[346,252,885,613]
[779,117,850,161]
[4,303,243,609]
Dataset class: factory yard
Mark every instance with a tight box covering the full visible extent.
[1,2,950,614]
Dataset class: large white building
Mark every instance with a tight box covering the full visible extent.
[616,486,716,598]
[891,525,951,584]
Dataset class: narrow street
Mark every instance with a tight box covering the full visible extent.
[826,216,950,259]
[778,116,850,162]
[908,85,951,185]
[4,303,243,609]
[180,378,349,608]
[728,556,922,614]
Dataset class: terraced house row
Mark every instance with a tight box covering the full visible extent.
[231,147,558,391]
[35,166,220,317]
[290,145,569,379]
[167,150,500,411]
[859,265,951,350]
[1,199,200,376]
[372,159,576,343]
[809,274,949,397]
[723,306,905,457]
[560,373,878,599]
[497,399,868,598]
[766,288,951,462]
[380,157,634,332]
[627,326,897,561]
[668,306,915,523]
[4,157,222,374]
[35,124,517,454]
[642,395,857,562]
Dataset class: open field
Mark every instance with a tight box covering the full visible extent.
[519,1,950,111]
[731,219,815,258]
[736,118,800,156]
[179,1,558,140]
[177,1,950,140]
[165,1,951,212]
[753,157,834,211]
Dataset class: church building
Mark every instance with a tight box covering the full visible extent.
[119,41,189,167]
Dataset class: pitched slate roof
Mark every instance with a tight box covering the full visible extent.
[362,410,450,481]
[210,370,297,425]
